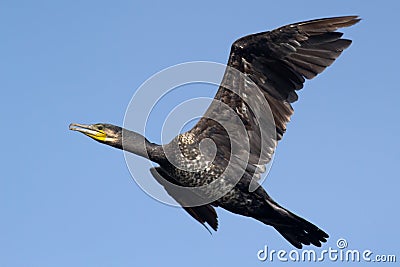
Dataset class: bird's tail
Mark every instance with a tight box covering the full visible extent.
[256,197,329,249]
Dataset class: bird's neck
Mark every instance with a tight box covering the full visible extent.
[119,130,164,163]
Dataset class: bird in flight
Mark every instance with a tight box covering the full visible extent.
[70,16,359,249]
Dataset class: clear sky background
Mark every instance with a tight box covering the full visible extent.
[1,1,399,266]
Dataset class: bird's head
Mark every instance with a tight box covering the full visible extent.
[69,123,123,148]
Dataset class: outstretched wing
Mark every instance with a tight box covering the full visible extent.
[189,16,360,171]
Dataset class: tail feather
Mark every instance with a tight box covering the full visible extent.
[273,213,329,249]
[256,193,329,249]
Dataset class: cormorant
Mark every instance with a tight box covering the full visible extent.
[70,16,359,248]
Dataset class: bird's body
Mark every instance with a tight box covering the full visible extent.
[70,16,360,248]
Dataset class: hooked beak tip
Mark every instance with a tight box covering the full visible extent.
[69,123,78,131]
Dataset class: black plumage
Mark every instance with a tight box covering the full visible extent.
[70,16,359,249]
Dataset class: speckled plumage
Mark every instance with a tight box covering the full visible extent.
[151,16,359,248]
[71,16,359,249]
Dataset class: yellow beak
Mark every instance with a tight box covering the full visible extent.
[69,123,107,141]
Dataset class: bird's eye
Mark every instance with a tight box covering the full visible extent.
[97,125,104,131]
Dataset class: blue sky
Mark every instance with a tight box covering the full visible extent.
[1,1,399,266]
